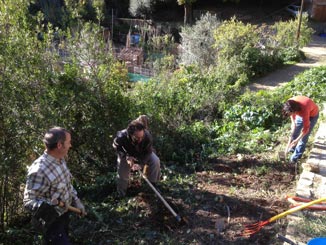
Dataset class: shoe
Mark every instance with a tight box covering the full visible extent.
[289,158,299,165]
[288,160,299,176]
[115,190,126,199]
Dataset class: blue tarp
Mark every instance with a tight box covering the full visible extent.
[131,34,140,45]
[308,238,326,245]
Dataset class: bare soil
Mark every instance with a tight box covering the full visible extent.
[135,156,296,244]
[71,156,297,244]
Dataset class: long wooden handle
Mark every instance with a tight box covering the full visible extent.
[285,137,292,153]
[67,205,82,214]
[269,197,326,222]
[52,199,83,215]
[138,170,181,222]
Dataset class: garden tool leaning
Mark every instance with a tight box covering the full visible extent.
[242,197,326,236]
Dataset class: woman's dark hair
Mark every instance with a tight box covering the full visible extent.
[282,99,302,116]
[43,127,69,150]
[127,120,145,136]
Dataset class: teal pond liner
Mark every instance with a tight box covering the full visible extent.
[128,73,150,82]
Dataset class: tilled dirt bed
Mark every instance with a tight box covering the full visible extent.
[71,155,296,244]
[182,157,295,244]
[120,156,295,244]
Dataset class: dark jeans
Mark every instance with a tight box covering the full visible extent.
[43,212,70,245]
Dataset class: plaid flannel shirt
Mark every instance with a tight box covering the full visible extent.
[23,152,78,216]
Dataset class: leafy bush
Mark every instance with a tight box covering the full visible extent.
[278,46,305,64]
[213,18,279,79]
[0,1,131,232]
[240,46,282,77]
[271,14,313,49]
[213,17,259,60]
[213,56,250,87]
[268,14,313,64]
[179,12,221,67]
[281,66,326,104]
[129,0,153,19]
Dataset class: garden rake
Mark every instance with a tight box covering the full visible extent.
[242,197,326,236]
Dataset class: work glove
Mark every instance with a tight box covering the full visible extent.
[74,198,86,217]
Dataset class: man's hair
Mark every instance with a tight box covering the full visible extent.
[135,115,149,129]
[43,127,69,150]
[127,120,145,136]
[282,99,302,117]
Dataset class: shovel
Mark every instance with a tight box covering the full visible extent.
[137,169,182,222]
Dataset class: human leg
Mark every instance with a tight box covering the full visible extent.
[288,116,303,160]
[43,212,70,245]
[116,154,131,196]
[291,116,303,142]
[141,152,160,183]
[290,114,319,162]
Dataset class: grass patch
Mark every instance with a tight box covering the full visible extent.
[296,214,326,238]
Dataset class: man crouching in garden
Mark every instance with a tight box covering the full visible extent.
[113,119,161,197]
[23,127,86,244]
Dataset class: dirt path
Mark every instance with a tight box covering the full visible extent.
[249,34,326,91]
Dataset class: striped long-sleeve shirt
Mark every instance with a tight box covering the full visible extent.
[23,152,78,216]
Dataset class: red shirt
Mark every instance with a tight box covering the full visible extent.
[290,96,319,135]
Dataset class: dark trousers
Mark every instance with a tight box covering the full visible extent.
[43,212,70,245]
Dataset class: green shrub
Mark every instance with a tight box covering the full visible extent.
[269,14,313,64]
[278,47,305,64]
[272,14,313,49]
[281,66,326,104]
[213,17,259,60]
[179,12,221,67]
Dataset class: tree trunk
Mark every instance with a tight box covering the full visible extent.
[184,3,193,25]
[0,177,5,232]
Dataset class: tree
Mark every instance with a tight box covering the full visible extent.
[0,0,130,239]
[129,0,153,19]
[177,0,197,25]
[179,12,221,67]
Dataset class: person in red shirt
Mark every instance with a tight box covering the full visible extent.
[282,96,319,163]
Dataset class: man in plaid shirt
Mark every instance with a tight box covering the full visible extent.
[24,127,86,244]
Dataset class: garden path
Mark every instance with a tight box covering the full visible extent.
[249,33,326,92]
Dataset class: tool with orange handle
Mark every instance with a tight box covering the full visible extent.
[287,196,326,210]
[242,197,326,236]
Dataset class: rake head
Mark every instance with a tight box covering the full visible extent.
[241,220,270,236]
